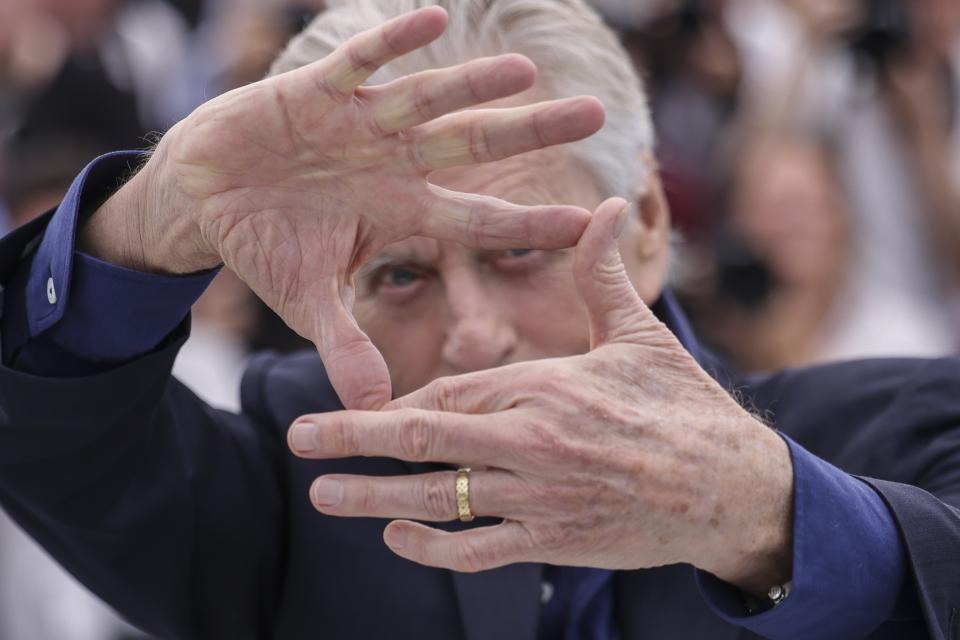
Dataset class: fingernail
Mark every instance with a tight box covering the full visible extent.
[312,478,343,507]
[290,423,317,454]
[385,526,405,550]
[614,201,631,239]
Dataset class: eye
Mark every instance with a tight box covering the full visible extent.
[378,266,424,290]
[493,248,543,272]
[358,261,431,302]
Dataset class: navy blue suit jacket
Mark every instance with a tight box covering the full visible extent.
[0,211,958,639]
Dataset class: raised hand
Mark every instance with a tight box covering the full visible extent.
[288,198,795,596]
[85,7,605,409]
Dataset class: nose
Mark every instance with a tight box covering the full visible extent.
[441,271,517,373]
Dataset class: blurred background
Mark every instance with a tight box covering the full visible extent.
[0,0,958,637]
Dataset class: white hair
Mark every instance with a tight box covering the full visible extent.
[270,0,654,199]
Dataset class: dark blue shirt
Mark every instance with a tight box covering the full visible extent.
[1,153,907,639]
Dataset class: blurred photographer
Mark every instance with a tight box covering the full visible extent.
[611,0,744,238]
[851,0,960,277]
[682,133,852,372]
[715,0,960,361]
[825,0,960,360]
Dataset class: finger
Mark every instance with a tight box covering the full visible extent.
[384,366,524,413]
[308,469,529,521]
[311,281,393,410]
[421,185,591,251]
[383,519,535,573]
[406,95,605,171]
[369,54,537,134]
[318,6,449,95]
[572,198,660,348]
[289,407,528,468]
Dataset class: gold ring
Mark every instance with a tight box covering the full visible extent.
[456,468,474,522]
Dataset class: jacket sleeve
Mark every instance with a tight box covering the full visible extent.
[864,480,960,640]
[756,357,960,640]
[858,357,960,640]
[0,163,287,640]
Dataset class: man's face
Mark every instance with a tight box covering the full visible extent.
[353,145,667,397]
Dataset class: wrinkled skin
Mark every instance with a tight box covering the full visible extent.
[290,200,794,595]
[82,6,795,597]
[85,7,605,409]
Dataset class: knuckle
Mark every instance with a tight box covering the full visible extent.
[464,64,485,103]
[468,120,494,163]
[379,22,404,57]
[348,378,393,412]
[592,255,628,287]
[400,131,430,173]
[397,411,435,461]
[329,419,360,457]
[313,72,348,103]
[419,476,453,520]
[354,481,379,513]
[530,110,550,149]
[411,79,434,122]
[345,42,378,75]
[463,207,484,247]
[428,377,460,411]
[366,111,389,139]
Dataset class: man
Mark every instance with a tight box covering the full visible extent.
[0,1,957,639]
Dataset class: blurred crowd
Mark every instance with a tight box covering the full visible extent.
[0,0,958,638]
[0,1,317,638]
[619,0,960,371]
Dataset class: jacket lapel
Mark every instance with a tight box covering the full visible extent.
[402,461,542,640]
[451,562,543,640]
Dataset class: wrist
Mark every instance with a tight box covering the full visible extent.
[79,138,220,275]
[696,421,794,598]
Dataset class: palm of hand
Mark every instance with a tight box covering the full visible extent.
[150,7,604,409]
[172,79,430,352]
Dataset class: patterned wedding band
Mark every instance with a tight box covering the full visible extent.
[456,468,475,523]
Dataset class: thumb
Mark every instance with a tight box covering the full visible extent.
[312,280,393,410]
[573,197,658,349]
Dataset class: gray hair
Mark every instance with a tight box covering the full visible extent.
[270,0,654,200]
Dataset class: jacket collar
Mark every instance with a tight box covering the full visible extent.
[651,289,706,366]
